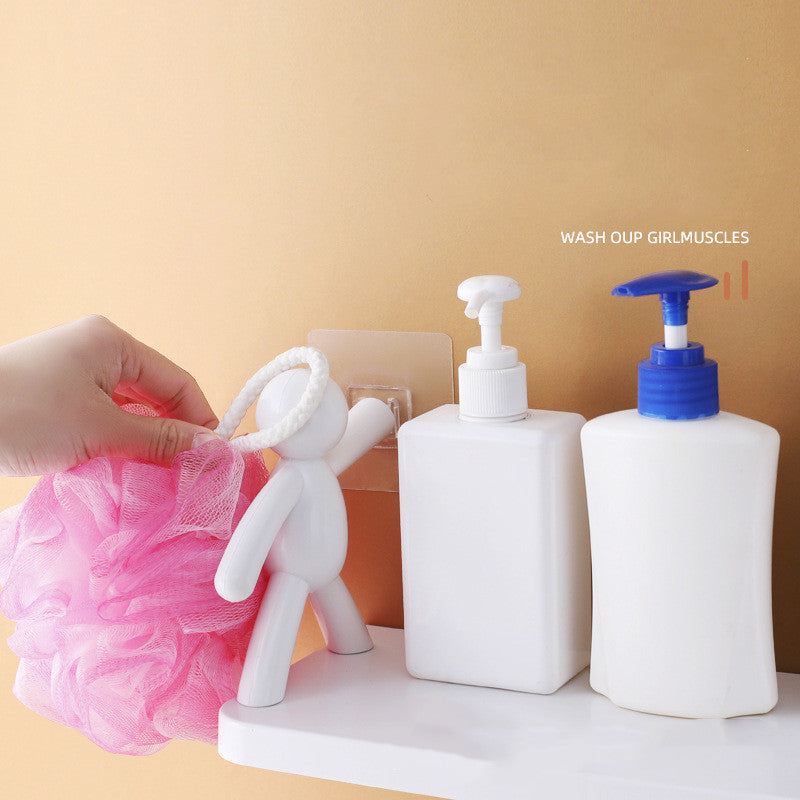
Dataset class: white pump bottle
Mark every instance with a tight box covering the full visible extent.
[398,276,591,694]
[581,270,779,718]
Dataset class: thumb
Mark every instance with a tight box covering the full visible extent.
[98,404,216,466]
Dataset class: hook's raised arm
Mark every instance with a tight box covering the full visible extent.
[326,398,396,476]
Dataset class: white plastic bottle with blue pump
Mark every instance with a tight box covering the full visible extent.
[582,270,779,718]
[398,275,591,694]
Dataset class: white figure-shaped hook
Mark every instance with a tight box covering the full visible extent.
[214,354,395,707]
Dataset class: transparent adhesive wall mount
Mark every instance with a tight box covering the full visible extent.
[307,330,454,492]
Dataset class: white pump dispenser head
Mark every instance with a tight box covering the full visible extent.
[457,275,528,422]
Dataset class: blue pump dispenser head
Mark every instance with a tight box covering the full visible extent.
[613,270,719,420]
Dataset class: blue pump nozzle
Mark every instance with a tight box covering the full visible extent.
[613,269,718,331]
[613,270,720,420]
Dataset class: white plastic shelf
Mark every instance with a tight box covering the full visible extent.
[219,627,800,799]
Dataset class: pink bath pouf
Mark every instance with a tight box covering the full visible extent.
[0,429,268,755]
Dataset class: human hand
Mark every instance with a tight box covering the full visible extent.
[0,315,219,476]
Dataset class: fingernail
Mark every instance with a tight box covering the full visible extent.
[192,431,220,448]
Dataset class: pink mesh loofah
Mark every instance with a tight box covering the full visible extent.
[0,407,269,755]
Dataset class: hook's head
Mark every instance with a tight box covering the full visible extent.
[256,369,347,459]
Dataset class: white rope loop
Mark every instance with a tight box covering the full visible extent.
[214,346,330,453]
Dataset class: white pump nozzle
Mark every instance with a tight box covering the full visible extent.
[458,276,522,357]
[456,275,527,423]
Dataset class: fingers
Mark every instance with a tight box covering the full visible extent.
[97,401,215,466]
[112,326,219,430]
[0,314,221,475]
[111,391,141,408]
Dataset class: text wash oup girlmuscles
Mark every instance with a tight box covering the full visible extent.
[561,230,750,245]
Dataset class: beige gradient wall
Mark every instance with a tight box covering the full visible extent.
[1,2,799,798]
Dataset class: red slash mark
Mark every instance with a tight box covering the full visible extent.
[723,261,749,300]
